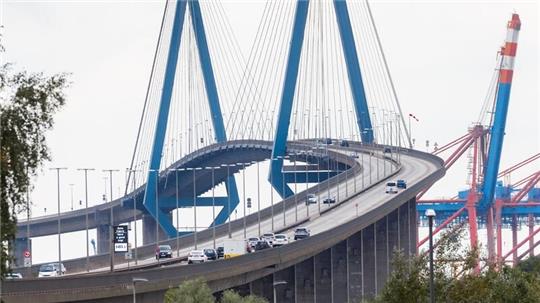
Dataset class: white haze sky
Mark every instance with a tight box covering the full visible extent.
[1,1,539,264]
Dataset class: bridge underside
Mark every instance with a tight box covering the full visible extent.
[78,198,417,303]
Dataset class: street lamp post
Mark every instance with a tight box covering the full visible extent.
[426,209,436,303]
[49,167,67,276]
[256,161,261,236]
[132,277,148,303]
[241,162,247,240]
[272,280,288,303]
[211,166,220,249]
[270,158,274,232]
[103,169,119,272]
[77,168,94,272]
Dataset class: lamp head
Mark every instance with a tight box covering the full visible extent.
[425,209,436,218]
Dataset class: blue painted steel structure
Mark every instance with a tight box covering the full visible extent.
[143,0,239,238]
[269,0,374,198]
[333,0,374,143]
[188,0,240,228]
[143,0,188,237]
[269,0,310,198]
[479,81,514,210]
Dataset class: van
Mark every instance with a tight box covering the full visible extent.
[385,182,398,194]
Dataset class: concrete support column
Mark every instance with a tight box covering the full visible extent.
[250,274,273,300]
[387,208,400,273]
[362,224,376,299]
[375,216,388,294]
[295,257,315,303]
[142,213,171,246]
[332,240,348,303]
[409,198,417,255]
[399,201,411,257]
[347,231,362,301]
[13,238,31,267]
[314,248,332,303]
[274,266,295,303]
[96,224,110,255]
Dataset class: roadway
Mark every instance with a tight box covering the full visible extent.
[1,142,444,302]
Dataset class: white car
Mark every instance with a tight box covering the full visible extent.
[273,234,289,246]
[38,263,66,277]
[187,250,208,264]
[306,194,317,205]
[385,182,398,194]
[261,233,275,246]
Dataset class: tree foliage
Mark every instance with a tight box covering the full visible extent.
[0,55,69,275]
[372,225,540,302]
[164,279,267,303]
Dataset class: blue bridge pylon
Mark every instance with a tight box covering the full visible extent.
[269,0,375,198]
[141,0,239,238]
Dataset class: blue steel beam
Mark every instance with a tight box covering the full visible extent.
[143,0,188,238]
[333,0,374,143]
[189,0,240,226]
[269,0,310,198]
[159,197,228,210]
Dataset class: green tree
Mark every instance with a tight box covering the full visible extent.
[372,225,540,302]
[0,51,69,275]
[221,290,267,303]
[164,278,214,303]
[165,279,268,303]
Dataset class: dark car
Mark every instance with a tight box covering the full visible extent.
[203,248,217,260]
[383,147,392,153]
[323,197,336,204]
[254,240,272,251]
[397,179,407,189]
[340,140,349,147]
[156,245,173,260]
[294,227,310,240]
[321,138,332,145]
[216,246,224,258]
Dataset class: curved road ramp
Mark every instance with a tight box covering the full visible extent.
[2,145,444,303]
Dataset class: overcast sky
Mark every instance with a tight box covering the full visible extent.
[1,0,538,236]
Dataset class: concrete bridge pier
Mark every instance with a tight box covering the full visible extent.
[295,258,314,302]
[12,237,31,267]
[95,210,111,255]
[247,197,417,302]
[142,213,172,246]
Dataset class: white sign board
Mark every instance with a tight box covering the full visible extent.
[23,257,31,268]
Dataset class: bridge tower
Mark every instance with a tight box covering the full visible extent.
[270,0,375,198]
[134,0,239,239]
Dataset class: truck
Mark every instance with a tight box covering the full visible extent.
[223,239,247,259]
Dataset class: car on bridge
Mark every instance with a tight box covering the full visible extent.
[254,239,272,251]
[323,196,336,204]
[187,250,208,264]
[38,263,66,278]
[247,237,259,249]
[306,194,318,205]
[294,227,310,240]
[261,233,275,246]
[155,245,173,260]
[385,182,398,194]
[216,246,224,259]
[273,234,289,246]
[383,147,392,153]
[397,179,407,189]
[203,248,217,261]
[5,272,22,279]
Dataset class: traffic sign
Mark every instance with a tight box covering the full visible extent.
[113,225,129,253]
[23,257,31,267]
[23,250,30,258]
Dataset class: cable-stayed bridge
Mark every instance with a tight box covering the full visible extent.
[3,1,534,303]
